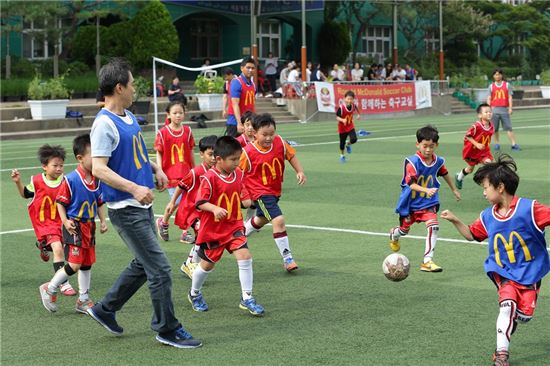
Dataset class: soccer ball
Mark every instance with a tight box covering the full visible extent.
[382,253,410,282]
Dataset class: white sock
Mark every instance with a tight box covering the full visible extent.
[78,269,91,301]
[48,268,69,292]
[245,217,261,237]
[274,233,292,260]
[496,300,516,352]
[391,227,404,240]
[238,259,253,300]
[190,265,211,296]
[423,225,439,263]
[186,246,197,265]
[457,170,465,181]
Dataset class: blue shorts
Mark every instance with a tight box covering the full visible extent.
[255,195,283,221]
[167,187,182,205]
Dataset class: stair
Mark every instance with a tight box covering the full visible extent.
[450,87,550,114]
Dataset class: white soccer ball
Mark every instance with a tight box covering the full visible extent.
[382,253,410,282]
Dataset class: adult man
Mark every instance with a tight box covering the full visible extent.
[88,58,202,349]
[222,67,236,119]
[264,52,278,92]
[226,57,256,137]
[487,68,520,151]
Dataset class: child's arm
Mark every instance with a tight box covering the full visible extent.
[10,169,27,198]
[166,186,184,215]
[288,155,306,185]
[442,174,461,201]
[57,202,77,236]
[156,151,164,173]
[465,136,485,150]
[98,204,108,233]
[197,202,227,220]
[440,210,474,241]
[408,182,438,198]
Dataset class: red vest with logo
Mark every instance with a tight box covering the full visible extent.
[227,75,256,116]
[28,174,62,239]
[157,125,194,187]
[175,163,209,230]
[490,82,510,107]
[337,103,357,133]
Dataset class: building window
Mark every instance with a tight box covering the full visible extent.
[424,29,440,54]
[511,34,526,56]
[22,19,63,59]
[258,21,280,59]
[362,27,391,62]
[190,19,220,60]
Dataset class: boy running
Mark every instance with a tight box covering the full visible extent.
[336,90,360,163]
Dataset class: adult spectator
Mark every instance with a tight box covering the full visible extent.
[88,58,202,349]
[390,64,406,81]
[310,63,326,82]
[226,57,256,137]
[222,67,236,119]
[404,64,418,80]
[367,64,377,81]
[383,63,393,80]
[287,63,302,97]
[306,62,313,83]
[279,61,293,87]
[264,52,278,92]
[331,64,345,81]
[199,58,211,77]
[351,62,364,81]
[168,77,186,104]
[376,64,385,80]
[487,68,520,151]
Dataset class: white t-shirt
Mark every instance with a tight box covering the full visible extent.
[288,69,300,82]
[351,68,364,81]
[264,57,278,75]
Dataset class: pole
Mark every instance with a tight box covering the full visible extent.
[251,0,258,82]
[301,0,307,84]
[392,1,398,65]
[153,58,158,133]
[439,0,444,81]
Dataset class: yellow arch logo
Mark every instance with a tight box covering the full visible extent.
[261,158,283,185]
[493,89,506,100]
[481,135,491,146]
[345,115,353,124]
[411,175,433,199]
[493,231,533,268]
[132,132,148,170]
[216,192,242,221]
[244,90,255,106]
[78,201,97,218]
[171,143,185,165]
[39,196,57,222]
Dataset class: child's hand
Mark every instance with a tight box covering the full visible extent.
[63,219,77,235]
[166,202,176,215]
[100,221,108,234]
[425,187,438,198]
[212,206,228,220]
[296,172,307,185]
[453,189,461,201]
[475,142,485,150]
[10,169,21,183]
[440,209,457,222]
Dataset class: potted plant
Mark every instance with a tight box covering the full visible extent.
[194,75,225,111]
[131,76,152,114]
[539,70,550,99]
[467,75,490,103]
[27,74,71,120]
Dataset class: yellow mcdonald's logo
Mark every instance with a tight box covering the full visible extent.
[244,90,255,106]
[411,175,433,199]
[481,135,491,146]
[493,89,506,100]
[216,192,242,221]
[78,201,97,218]
[493,231,532,268]
[261,158,283,185]
[170,143,185,165]
[132,132,148,170]
[345,115,353,124]
[39,196,56,222]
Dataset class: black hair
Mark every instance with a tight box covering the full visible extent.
[473,154,519,195]
[99,57,132,96]
[214,136,242,158]
[38,144,66,165]
[72,134,91,158]
[165,100,186,113]
[241,57,256,67]
[476,103,491,114]
[223,67,234,76]
[344,90,355,98]
[241,111,256,125]
[252,113,276,131]
[416,125,439,143]
[198,135,217,152]
[492,68,503,76]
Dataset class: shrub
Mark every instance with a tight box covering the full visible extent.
[71,25,107,66]
[38,59,69,78]
[1,78,31,97]
[194,75,225,94]
[133,76,152,101]
[540,70,550,86]
[8,57,37,78]
[67,61,90,76]
[27,74,70,100]
[65,72,98,94]
[318,21,351,68]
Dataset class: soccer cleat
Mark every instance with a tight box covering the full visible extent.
[455,172,463,190]
[39,283,58,312]
[179,231,195,244]
[35,241,50,262]
[494,143,501,151]
[511,144,521,151]
[346,144,352,154]
[284,257,299,272]
[156,217,170,241]
[156,325,202,349]
[389,227,401,252]
[75,299,94,314]
[339,155,346,164]
[492,350,510,366]
[87,303,123,336]
[180,262,198,280]
[239,297,265,316]
[420,260,443,272]
[188,291,209,312]
[60,282,77,296]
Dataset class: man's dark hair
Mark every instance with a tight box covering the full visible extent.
[38,144,66,165]
[476,103,491,114]
[99,58,132,96]
[344,90,355,98]
[198,135,218,152]
[241,111,256,125]
[253,113,276,131]
[214,136,242,158]
[473,154,519,195]
[73,133,91,158]
[223,67,234,76]
[241,57,256,67]
[416,125,439,143]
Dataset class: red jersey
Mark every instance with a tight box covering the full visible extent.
[489,82,510,107]
[236,133,252,148]
[462,120,494,162]
[227,75,256,116]
[336,102,357,133]
[240,135,296,200]
[174,163,210,230]
[195,167,249,244]
[28,174,63,240]
[154,125,195,188]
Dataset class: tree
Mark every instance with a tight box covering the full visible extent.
[1,1,25,79]
[396,2,438,63]
[318,21,351,68]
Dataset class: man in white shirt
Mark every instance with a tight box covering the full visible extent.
[264,52,278,92]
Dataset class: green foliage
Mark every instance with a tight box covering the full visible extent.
[27,74,70,100]
[71,25,104,66]
[194,75,225,94]
[133,76,152,101]
[67,61,90,76]
[38,59,69,77]
[318,21,351,68]
[540,70,550,86]
[1,57,36,78]
[0,78,31,97]
[64,72,98,94]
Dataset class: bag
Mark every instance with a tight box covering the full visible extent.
[136,116,148,125]
[190,115,208,128]
[66,110,83,127]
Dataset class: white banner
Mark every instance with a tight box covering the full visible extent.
[415,81,432,110]
[314,82,336,113]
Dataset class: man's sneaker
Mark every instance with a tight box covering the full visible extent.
[239,297,265,316]
[60,282,77,296]
[511,144,521,151]
[180,262,198,279]
[156,325,202,349]
[35,241,50,262]
[39,283,57,312]
[188,291,208,312]
[179,231,195,244]
[87,303,123,336]
[339,155,346,164]
[492,350,510,366]
[284,257,299,272]
[75,299,94,314]
[420,260,443,272]
[455,172,463,190]
[346,144,352,154]
[389,227,401,252]
[494,143,500,151]
[156,217,170,241]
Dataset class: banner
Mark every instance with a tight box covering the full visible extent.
[415,81,432,109]
[333,83,416,114]
[314,82,336,113]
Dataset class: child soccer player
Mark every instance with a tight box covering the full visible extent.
[155,101,196,242]
[39,134,108,313]
[236,111,256,147]
[441,155,549,366]
[164,135,217,278]
[336,90,360,163]
[241,113,307,272]
[11,144,76,296]
[455,103,494,189]
[188,136,264,316]
[390,125,461,272]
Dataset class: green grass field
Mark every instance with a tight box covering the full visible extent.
[1,109,549,365]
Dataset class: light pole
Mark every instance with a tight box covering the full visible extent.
[439,0,444,81]
[301,0,307,83]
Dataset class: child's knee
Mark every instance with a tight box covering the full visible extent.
[271,216,286,231]
[69,262,81,272]
[350,136,357,144]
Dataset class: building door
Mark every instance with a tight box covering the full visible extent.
[190,19,221,60]
[258,21,281,59]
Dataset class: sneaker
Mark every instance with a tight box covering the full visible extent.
[188,291,208,312]
[284,257,299,272]
[180,262,198,280]
[511,144,521,151]
[35,241,50,262]
[239,297,265,316]
[494,143,501,151]
[156,217,170,241]
[39,283,57,312]
[339,155,346,164]
[389,227,400,252]
[156,325,202,349]
[87,303,123,336]
[492,350,510,366]
[420,260,443,272]
[455,172,463,190]
[346,144,352,154]
[179,231,195,244]
[60,282,77,296]
[75,298,94,314]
